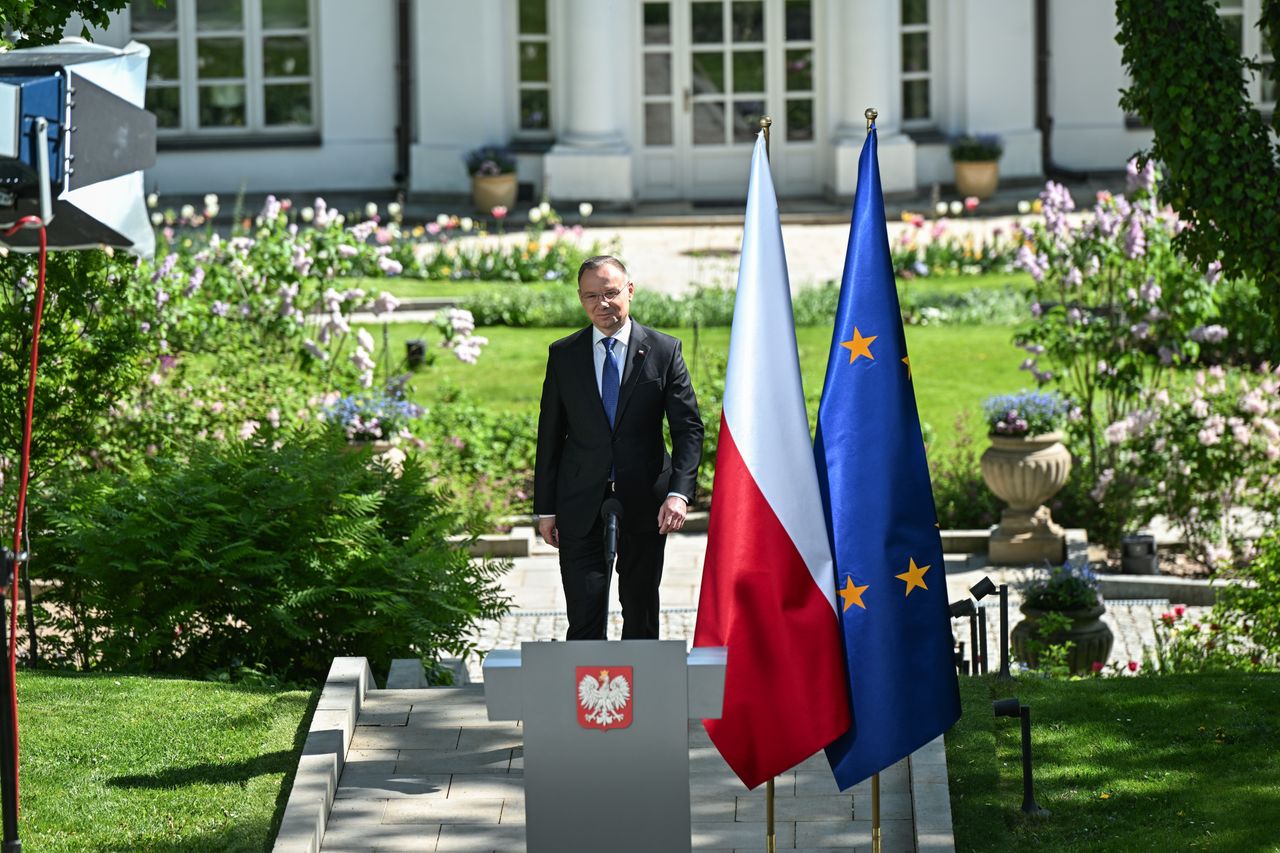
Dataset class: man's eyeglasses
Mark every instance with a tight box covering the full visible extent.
[579,288,625,304]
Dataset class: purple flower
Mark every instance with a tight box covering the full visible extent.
[1205,260,1223,285]
[211,300,229,317]
[1190,324,1229,343]
[377,256,403,276]
[183,266,206,297]
[1139,278,1161,302]
[1125,217,1146,259]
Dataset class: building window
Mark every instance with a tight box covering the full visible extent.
[900,0,931,127]
[517,0,551,134]
[783,0,815,142]
[1217,0,1276,111]
[130,0,317,139]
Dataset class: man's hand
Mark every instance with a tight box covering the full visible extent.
[537,516,559,549]
[657,495,688,535]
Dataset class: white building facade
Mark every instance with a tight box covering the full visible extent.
[81,0,1275,202]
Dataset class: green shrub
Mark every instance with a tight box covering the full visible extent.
[0,249,148,484]
[1214,532,1280,669]
[33,429,509,681]
[927,411,1002,529]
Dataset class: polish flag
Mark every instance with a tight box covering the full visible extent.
[693,132,852,789]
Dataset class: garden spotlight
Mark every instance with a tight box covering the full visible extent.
[970,576,997,600]
[949,598,976,619]
[993,697,1050,818]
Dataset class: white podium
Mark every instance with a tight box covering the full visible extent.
[484,640,727,853]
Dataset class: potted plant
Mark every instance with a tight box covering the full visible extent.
[949,134,1004,199]
[320,391,424,470]
[1010,562,1115,674]
[979,390,1072,564]
[464,145,518,213]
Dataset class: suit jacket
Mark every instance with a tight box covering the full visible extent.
[534,321,703,538]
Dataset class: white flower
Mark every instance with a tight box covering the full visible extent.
[147,192,159,209]
[460,216,473,232]
[301,206,315,222]
[203,193,218,207]
[387,201,403,217]
[529,208,543,223]
[1017,200,1032,214]
[356,328,375,351]
[934,201,948,215]
[351,346,376,372]
[150,212,164,226]
[579,202,594,218]
[435,213,450,226]
[371,291,400,316]
[539,201,551,215]
[180,204,195,219]
[364,202,379,219]
[948,200,962,215]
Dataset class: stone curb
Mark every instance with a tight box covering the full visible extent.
[909,735,957,853]
[1098,573,1252,606]
[272,656,374,853]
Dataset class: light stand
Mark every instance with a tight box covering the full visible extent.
[0,550,19,851]
[993,697,1049,818]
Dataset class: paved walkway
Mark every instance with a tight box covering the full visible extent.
[467,529,1198,682]
[319,686,932,853]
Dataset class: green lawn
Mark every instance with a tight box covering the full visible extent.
[350,271,1032,302]
[362,322,1026,449]
[19,672,314,852]
[949,673,1280,852]
[346,276,564,300]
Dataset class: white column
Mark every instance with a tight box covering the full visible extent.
[543,0,635,203]
[826,0,916,196]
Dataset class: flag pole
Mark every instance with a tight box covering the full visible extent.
[758,111,776,853]
[862,104,884,853]
[872,772,882,853]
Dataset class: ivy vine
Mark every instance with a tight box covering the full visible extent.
[1117,0,1280,350]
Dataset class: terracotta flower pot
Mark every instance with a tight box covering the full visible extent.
[953,160,999,199]
[471,173,518,214]
[981,432,1071,564]
[1011,601,1115,674]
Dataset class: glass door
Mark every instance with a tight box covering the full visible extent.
[637,0,820,201]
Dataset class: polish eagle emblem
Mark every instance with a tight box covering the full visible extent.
[575,666,633,730]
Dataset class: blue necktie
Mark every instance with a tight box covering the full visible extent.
[601,337,620,428]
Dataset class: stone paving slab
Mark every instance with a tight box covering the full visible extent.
[320,687,929,852]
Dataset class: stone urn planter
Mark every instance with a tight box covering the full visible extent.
[953,160,999,199]
[980,431,1072,564]
[471,172,518,213]
[1011,602,1115,674]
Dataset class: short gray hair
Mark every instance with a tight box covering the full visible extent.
[577,255,628,285]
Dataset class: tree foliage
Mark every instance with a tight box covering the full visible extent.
[0,0,134,48]
[1116,0,1280,344]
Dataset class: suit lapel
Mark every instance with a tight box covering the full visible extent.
[613,323,649,430]
[570,327,611,431]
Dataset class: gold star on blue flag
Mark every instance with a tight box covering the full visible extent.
[813,119,961,791]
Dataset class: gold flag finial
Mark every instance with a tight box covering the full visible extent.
[759,115,772,159]
[865,108,878,132]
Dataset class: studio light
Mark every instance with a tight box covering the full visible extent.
[0,39,156,254]
[993,697,1050,818]
[0,38,157,853]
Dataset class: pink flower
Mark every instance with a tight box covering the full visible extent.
[1127,661,1140,672]
[963,196,979,211]
[1173,604,1187,618]
[1091,661,1104,673]
[1160,612,1175,627]
[491,205,508,219]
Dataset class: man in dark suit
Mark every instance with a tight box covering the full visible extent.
[535,255,703,641]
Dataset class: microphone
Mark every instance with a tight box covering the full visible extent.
[601,497,623,570]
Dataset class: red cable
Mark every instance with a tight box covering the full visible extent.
[2,214,47,810]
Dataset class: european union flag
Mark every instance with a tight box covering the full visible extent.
[814,122,961,789]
